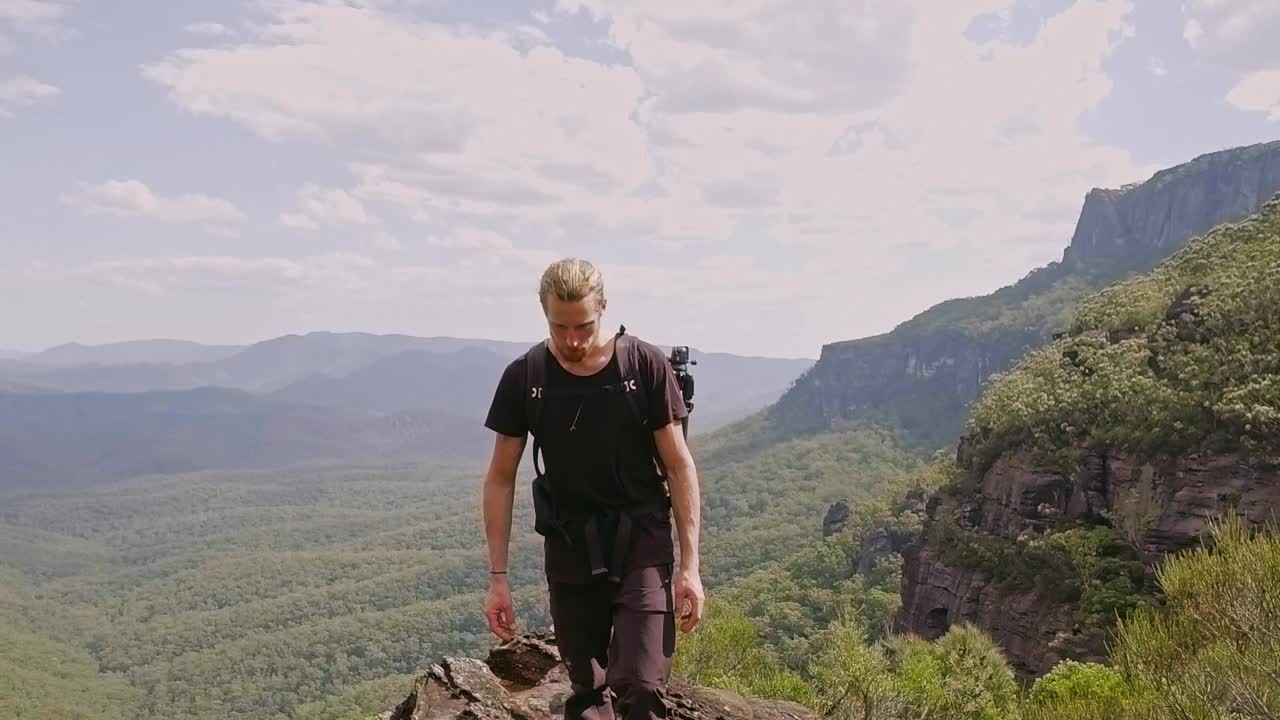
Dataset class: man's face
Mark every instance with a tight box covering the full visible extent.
[545,293,603,363]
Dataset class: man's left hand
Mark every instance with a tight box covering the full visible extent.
[672,566,704,633]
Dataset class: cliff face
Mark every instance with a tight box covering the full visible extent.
[769,327,1031,449]
[895,446,1280,677]
[767,141,1280,450]
[1065,140,1280,268]
[381,633,816,720]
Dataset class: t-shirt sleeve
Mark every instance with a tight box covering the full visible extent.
[646,344,690,430]
[484,357,528,438]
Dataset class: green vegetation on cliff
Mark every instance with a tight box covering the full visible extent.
[965,197,1280,471]
[676,515,1280,720]
[924,520,1153,629]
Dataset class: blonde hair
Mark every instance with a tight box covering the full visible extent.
[539,257,607,314]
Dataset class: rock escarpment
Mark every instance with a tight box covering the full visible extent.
[895,444,1280,677]
[767,141,1280,450]
[1064,140,1280,268]
[381,632,816,720]
[769,326,1023,450]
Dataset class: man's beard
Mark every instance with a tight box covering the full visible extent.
[558,337,594,362]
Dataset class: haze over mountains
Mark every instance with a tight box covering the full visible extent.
[0,332,814,494]
[21,339,246,367]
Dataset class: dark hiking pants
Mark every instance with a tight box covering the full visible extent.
[548,563,676,720]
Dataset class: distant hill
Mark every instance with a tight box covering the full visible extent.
[268,347,513,419]
[194,331,534,392]
[0,331,813,440]
[2,332,536,393]
[25,339,244,367]
[0,378,44,392]
[0,386,492,494]
[768,140,1280,451]
[268,340,813,434]
[0,333,814,493]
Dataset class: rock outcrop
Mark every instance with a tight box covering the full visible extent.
[766,141,1280,450]
[896,544,1098,677]
[1064,140,1280,268]
[895,446,1280,677]
[821,498,852,538]
[382,632,816,720]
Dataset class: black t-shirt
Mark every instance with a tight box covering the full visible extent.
[484,334,689,583]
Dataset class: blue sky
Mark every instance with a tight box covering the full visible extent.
[2,0,1278,358]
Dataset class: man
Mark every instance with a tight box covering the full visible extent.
[481,257,705,720]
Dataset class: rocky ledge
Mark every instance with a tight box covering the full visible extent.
[381,632,816,720]
[896,445,1280,677]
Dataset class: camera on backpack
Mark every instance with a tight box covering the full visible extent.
[667,346,695,438]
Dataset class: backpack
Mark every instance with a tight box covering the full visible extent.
[523,325,681,581]
[523,324,656,483]
[522,324,686,576]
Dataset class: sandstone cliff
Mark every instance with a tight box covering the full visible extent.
[380,633,815,720]
[767,140,1280,450]
[1064,140,1280,268]
[895,445,1280,677]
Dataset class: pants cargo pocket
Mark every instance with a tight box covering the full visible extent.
[614,563,674,613]
[607,563,676,709]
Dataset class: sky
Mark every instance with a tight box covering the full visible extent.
[2,0,1279,359]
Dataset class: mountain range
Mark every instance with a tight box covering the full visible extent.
[0,332,814,494]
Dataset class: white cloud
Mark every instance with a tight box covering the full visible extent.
[114,0,1153,356]
[368,231,402,251]
[1183,18,1203,46]
[184,22,230,36]
[0,74,58,115]
[1183,0,1280,120]
[0,0,66,27]
[1150,57,1168,77]
[61,179,247,229]
[426,227,513,251]
[142,2,651,192]
[590,0,1146,258]
[557,0,914,114]
[279,184,375,229]
[1182,0,1280,66]
[0,0,70,49]
[1225,69,1280,121]
[13,253,378,304]
[9,247,556,319]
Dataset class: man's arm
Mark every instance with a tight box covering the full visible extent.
[653,421,699,575]
[483,432,526,573]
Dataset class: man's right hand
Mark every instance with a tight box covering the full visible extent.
[485,577,517,641]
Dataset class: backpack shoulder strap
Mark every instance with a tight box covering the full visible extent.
[523,340,548,434]
[523,340,549,478]
[615,329,672,481]
[613,327,649,429]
